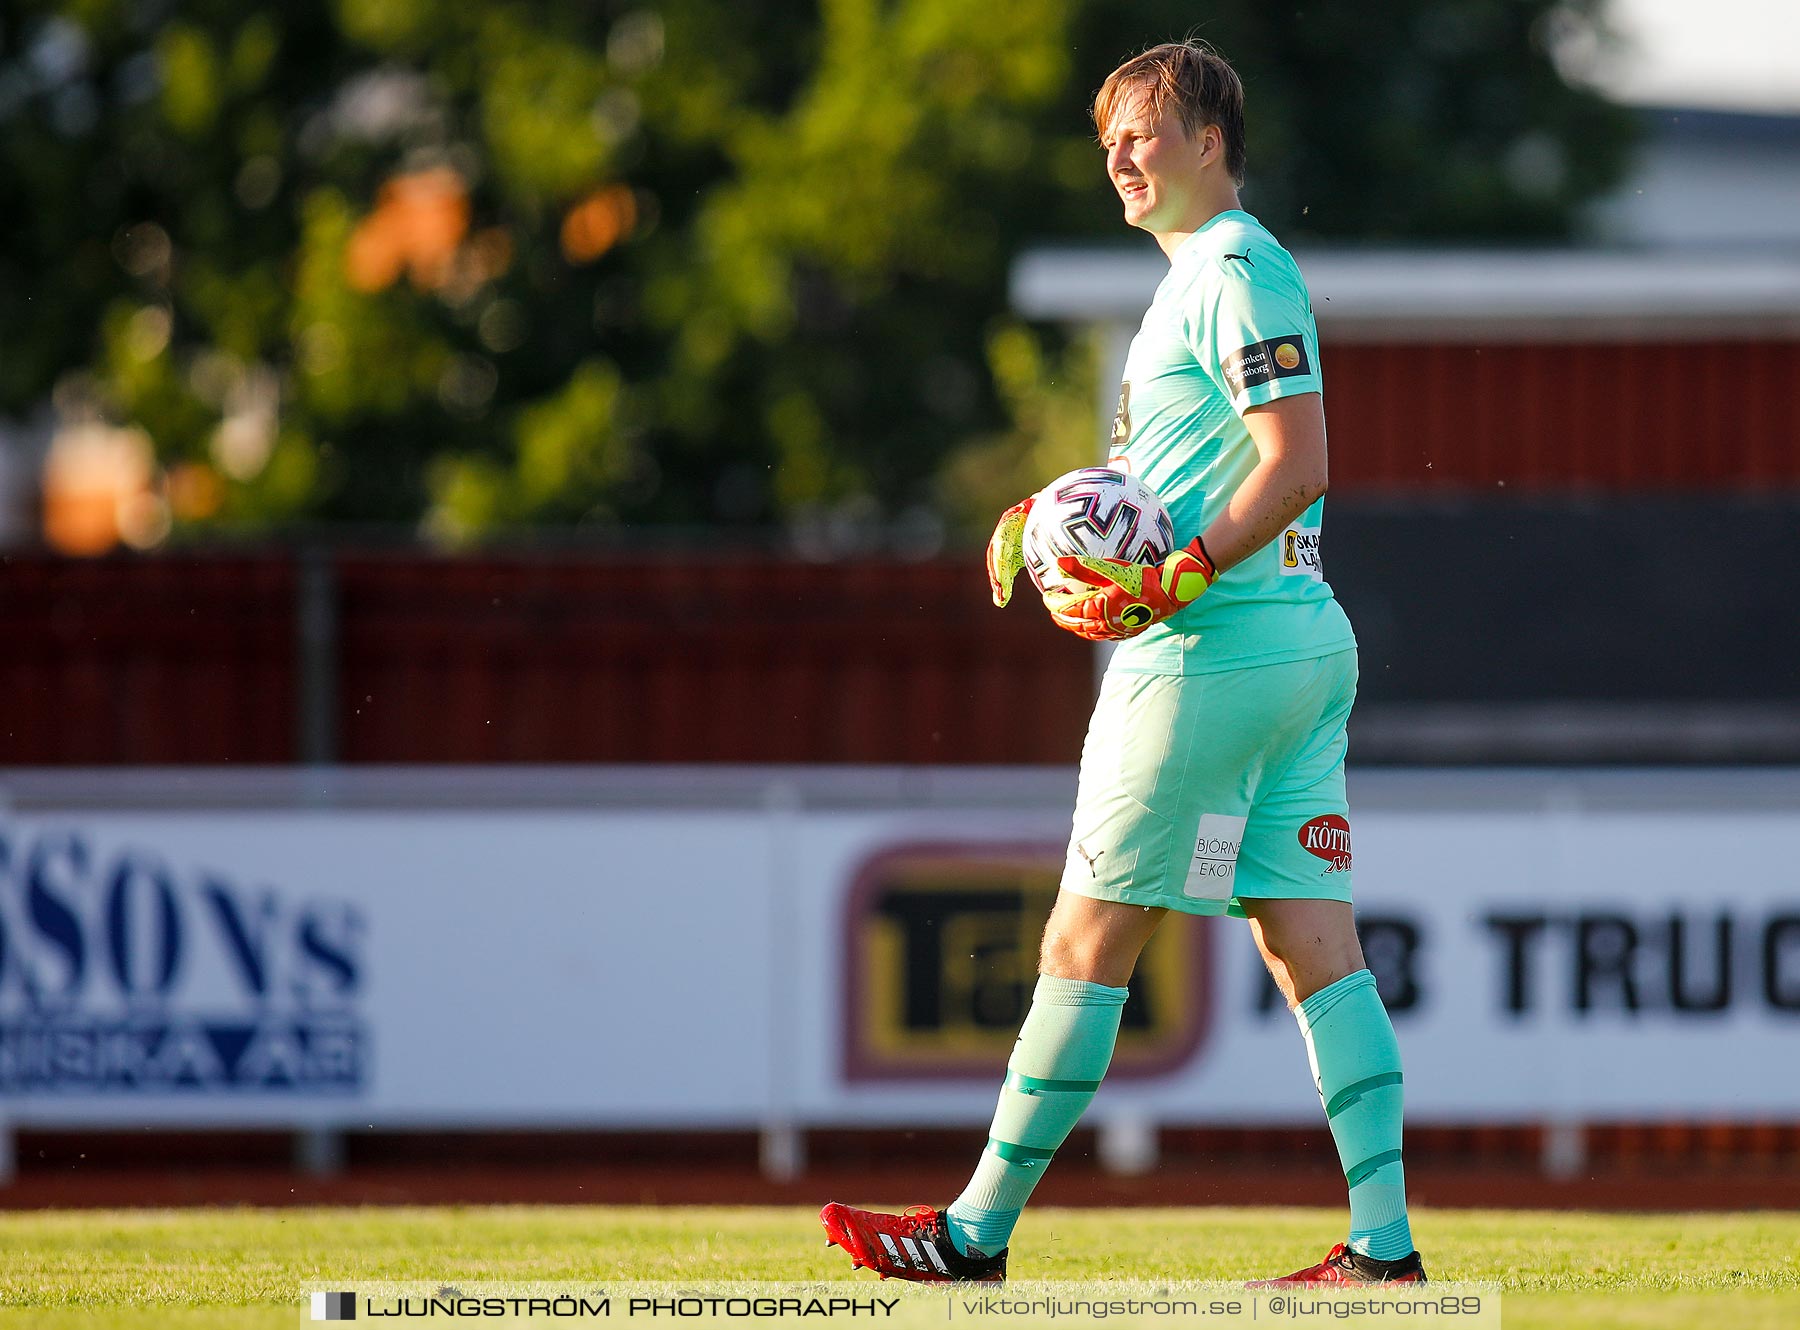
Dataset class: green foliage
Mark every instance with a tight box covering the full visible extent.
[939,323,1102,531]
[155,24,222,136]
[1074,0,1641,242]
[0,0,1637,544]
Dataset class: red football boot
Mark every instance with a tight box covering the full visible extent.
[1248,1242,1428,1287]
[819,1203,1006,1283]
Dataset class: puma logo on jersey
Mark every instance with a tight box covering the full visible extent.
[1075,842,1105,877]
[1223,248,1254,267]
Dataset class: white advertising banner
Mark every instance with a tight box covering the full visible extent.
[0,807,779,1125]
[2,769,1797,1128]
[774,799,1800,1126]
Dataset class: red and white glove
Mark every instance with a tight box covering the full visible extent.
[1042,538,1218,641]
[985,494,1035,607]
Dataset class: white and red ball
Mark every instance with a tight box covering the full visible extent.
[1022,466,1175,596]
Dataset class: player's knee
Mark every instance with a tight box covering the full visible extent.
[1246,901,1364,1005]
[1038,925,1130,987]
[1260,942,1358,1006]
[1037,927,1091,981]
[1260,956,1304,1010]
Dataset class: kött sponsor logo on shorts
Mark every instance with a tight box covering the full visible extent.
[1298,814,1352,874]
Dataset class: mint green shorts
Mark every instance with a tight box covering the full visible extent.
[1060,648,1358,917]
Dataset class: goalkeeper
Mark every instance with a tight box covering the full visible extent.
[822,40,1424,1287]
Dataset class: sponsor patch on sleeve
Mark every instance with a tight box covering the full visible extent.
[1220,335,1312,397]
[1278,524,1323,579]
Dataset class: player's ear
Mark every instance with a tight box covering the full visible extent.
[1198,123,1223,168]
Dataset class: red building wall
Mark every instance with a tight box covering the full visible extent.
[1323,340,1800,490]
[1,555,295,764]
[1,553,1095,766]
[332,556,1093,764]
[4,334,1796,766]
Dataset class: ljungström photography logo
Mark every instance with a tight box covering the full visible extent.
[311,1291,356,1320]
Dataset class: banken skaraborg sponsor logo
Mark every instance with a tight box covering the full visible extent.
[0,823,367,1093]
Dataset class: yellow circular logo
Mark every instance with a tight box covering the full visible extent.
[1275,342,1301,370]
[1120,604,1154,628]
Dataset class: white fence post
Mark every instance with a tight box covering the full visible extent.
[1097,1115,1159,1175]
[296,1127,345,1176]
[761,780,805,1181]
[1542,1118,1587,1179]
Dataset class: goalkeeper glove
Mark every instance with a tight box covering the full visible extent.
[1043,538,1218,642]
[985,494,1035,607]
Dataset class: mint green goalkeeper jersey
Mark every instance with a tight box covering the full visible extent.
[1107,209,1355,676]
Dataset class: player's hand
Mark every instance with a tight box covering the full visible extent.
[1043,538,1218,641]
[985,494,1036,607]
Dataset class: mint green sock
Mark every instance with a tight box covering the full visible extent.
[944,975,1128,1257]
[1295,968,1414,1262]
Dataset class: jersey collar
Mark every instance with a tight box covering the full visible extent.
[1169,209,1257,264]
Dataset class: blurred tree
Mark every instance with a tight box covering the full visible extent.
[0,0,1635,547]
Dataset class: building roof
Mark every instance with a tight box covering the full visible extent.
[1634,105,1800,149]
[1011,246,1800,342]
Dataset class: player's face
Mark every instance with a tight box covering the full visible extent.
[1101,96,1213,232]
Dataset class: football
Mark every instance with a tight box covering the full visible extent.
[1022,466,1176,596]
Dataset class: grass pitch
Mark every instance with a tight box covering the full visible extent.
[3,1205,1798,1329]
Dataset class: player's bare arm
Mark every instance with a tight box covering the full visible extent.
[1045,392,1329,639]
[1200,392,1329,572]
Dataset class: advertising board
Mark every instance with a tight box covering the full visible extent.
[3,769,1796,1131]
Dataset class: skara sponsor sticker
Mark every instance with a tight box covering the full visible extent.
[1279,525,1322,578]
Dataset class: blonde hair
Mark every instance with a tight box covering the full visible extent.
[1093,41,1246,184]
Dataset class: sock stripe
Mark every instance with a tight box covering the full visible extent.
[988,1138,1056,1165]
[1345,1148,1404,1188]
[1004,1071,1105,1096]
[1324,1072,1404,1120]
[1350,1214,1415,1261]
